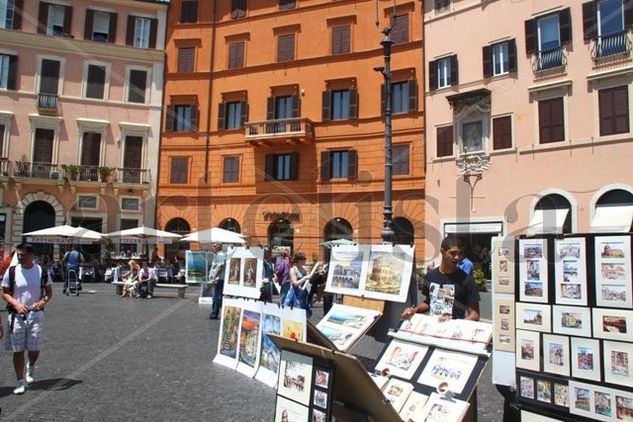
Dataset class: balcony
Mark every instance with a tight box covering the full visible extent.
[77,165,99,182]
[37,94,59,115]
[0,157,10,178]
[533,47,566,73]
[244,117,314,144]
[592,30,631,61]
[115,168,150,185]
[13,161,64,180]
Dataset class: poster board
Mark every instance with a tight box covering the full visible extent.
[255,303,283,387]
[236,300,263,378]
[185,250,208,284]
[223,247,264,299]
[213,297,244,369]
[315,304,382,352]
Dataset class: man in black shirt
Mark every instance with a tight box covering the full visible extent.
[402,236,480,321]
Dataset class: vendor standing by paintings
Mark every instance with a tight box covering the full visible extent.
[401,235,480,322]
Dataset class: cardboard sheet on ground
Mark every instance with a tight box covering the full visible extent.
[315,304,382,352]
[223,247,264,299]
[236,300,263,378]
[255,303,283,387]
[185,250,209,283]
[213,297,246,369]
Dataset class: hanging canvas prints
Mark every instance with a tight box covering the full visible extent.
[213,298,244,369]
[235,300,263,378]
[185,250,208,283]
[554,238,588,306]
[255,303,283,387]
[519,239,549,303]
[325,244,368,296]
[282,306,307,343]
[595,236,633,309]
[570,337,601,382]
[363,244,414,302]
[223,247,265,299]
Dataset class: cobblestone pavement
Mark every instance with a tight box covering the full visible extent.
[0,283,504,421]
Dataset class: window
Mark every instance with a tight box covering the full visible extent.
[492,116,512,150]
[33,128,54,164]
[0,124,4,155]
[538,97,565,144]
[483,40,517,78]
[218,100,247,130]
[78,195,97,209]
[0,0,15,30]
[265,153,298,181]
[39,58,61,95]
[223,156,240,183]
[322,89,358,121]
[331,25,350,55]
[180,0,198,23]
[390,14,408,44]
[280,0,295,10]
[80,132,101,167]
[275,96,293,119]
[46,4,66,36]
[134,17,150,48]
[436,125,453,157]
[525,9,571,70]
[321,150,358,180]
[599,85,629,136]
[598,0,624,36]
[266,95,300,129]
[128,69,147,103]
[178,47,195,72]
[122,135,143,183]
[121,198,139,211]
[430,55,458,90]
[85,64,106,99]
[384,80,417,114]
[461,121,484,153]
[228,42,244,69]
[167,104,198,132]
[393,144,410,176]
[232,0,246,19]
[170,157,189,184]
[127,16,157,49]
[86,10,115,43]
[435,0,450,11]
[277,34,295,62]
[0,54,17,90]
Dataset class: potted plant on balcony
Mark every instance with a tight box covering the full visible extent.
[98,166,114,183]
[63,164,80,181]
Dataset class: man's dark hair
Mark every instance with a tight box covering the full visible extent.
[440,236,465,251]
[16,242,35,255]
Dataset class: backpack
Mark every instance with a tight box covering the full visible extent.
[5,265,48,314]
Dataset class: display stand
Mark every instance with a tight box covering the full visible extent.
[269,334,402,422]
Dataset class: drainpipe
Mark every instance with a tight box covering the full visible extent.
[204,0,217,184]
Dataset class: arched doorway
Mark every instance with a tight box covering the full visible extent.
[393,217,414,245]
[219,218,241,233]
[323,218,353,242]
[268,219,294,253]
[164,218,190,262]
[535,193,572,234]
[595,188,633,232]
[23,201,55,257]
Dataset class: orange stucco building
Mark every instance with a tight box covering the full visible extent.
[158,0,424,260]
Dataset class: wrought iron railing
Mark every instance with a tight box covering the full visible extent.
[592,30,631,60]
[13,161,64,179]
[244,117,314,141]
[116,167,150,184]
[533,47,566,72]
[37,94,58,112]
[78,165,99,181]
[0,157,10,177]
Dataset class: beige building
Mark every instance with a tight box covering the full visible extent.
[424,0,633,263]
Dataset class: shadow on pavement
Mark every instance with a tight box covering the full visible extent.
[0,378,83,398]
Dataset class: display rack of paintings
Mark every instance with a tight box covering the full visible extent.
[595,236,632,309]
[223,247,264,299]
[325,244,414,303]
[492,237,515,294]
[554,238,588,306]
[314,304,382,352]
[185,250,209,284]
[518,239,549,303]
[493,297,515,352]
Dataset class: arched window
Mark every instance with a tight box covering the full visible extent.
[219,218,241,233]
[323,218,353,242]
[164,218,190,262]
[593,189,633,232]
[23,201,56,256]
[533,194,572,234]
[393,217,414,245]
[268,219,294,253]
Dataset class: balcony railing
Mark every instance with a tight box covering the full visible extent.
[77,165,99,182]
[13,161,64,180]
[37,94,58,114]
[115,168,150,184]
[0,157,10,177]
[592,30,631,60]
[244,117,314,143]
[533,47,566,72]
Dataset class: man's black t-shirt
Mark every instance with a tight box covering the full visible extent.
[421,268,480,319]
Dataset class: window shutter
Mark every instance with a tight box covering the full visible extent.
[322,90,331,121]
[347,150,358,179]
[493,116,512,150]
[63,6,72,36]
[264,154,274,181]
[349,87,359,119]
[84,9,94,40]
[38,2,48,34]
[559,8,572,45]
[450,55,458,86]
[165,105,175,132]
[599,90,613,136]
[291,95,300,117]
[332,27,341,54]
[380,84,386,115]
[407,79,417,112]
[482,45,492,78]
[582,2,596,40]
[109,12,118,43]
[508,39,518,73]
[13,0,23,30]
[625,0,633,27]
[190,104,199,132]
[217,102,226,130]
[266,96,275,120]
[614,87,630,133]
[149,18,158,49]
[320,151,331,181]
[429,59,437,91]
[7,56,17,90]
[126,15,135,46]
[436,126,453,157]
[524,18,536,54]
[290,153,299,180]
[240,100,248,127]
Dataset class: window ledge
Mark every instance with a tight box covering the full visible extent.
[489,147,517,156]
[518,135,633,154]
[527,79,572,93]
[431,155,455,163]
[587,65,633,81]
[487,72,514,82]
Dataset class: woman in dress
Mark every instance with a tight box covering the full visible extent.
[121,260,140,297]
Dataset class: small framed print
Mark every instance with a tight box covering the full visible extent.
[492,237,515,294]
[553,382,569,408]
[313,389,328,409]
[515,302,551,333]
[571,337,602,382]
[552,305,592,338]
[519,239,549,304]
[542,334,570,377]
[604,340,633,388]
[274,395,310,422]
[536,379,553,403]
[593,386,615,421]
[277,351,314,406]
[592,308,633,342]
[494,296,515,352]
[595,236,632,309]
[314,368,331,390]
[516,329,540,371]
[614,389,633,422]
[554,238,588,306]
[519,375,535,400]
[569,381,594,418]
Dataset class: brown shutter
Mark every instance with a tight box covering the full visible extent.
[126,15,135,46]
[84,9,94,40]
[190,104,199,132]
[320,151,330,181]
[493,116,512,150]
[583,2,596,40]
[38,2,48,34]
[322,90,331,121]
[13,0,23,30]
[7,55,17,90]
[240,100,248,127]
[599,89,613,135]
[482,45,492,78]
[289,153,299,180]
[109,12,118,43]
[349,87,359,119]
[266,96,275,120]
[407,79,417,112]
[429,59,437,91]
[614,87,630,133]
[40,59,60,94]
[524,18,536,54]
[450,55,458,85]
[626,0,633,27]
[149,18,158,49]
[291,95,300,117]
[380,84,386,115]
[332,27,341,54]
[347,150,358,179]
[508,39,518,73]
[436,126,453,157]
[264,154,274,181]
[165,105,175,132]
[217,102,226,130]
[63,5,72,36]
[559,8,572,45]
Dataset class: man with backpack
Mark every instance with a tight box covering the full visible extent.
[62,244,84,295]
[2,243,53,395]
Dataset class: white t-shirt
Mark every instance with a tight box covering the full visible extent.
[1,264,53,308]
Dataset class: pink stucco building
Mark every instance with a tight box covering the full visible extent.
[0,0,167,257]
[424,0,633,263]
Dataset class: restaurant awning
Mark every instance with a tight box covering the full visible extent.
[526,209,569,235]
[590,205,633,233]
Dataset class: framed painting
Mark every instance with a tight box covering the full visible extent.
[417,349,478,394]
[604,340,633,389]
[374,339,428,380]
[399,391,430,422]
[363,244,415,303]
[274,395,309,422]
[592,308,633,342]
[494,296,515,352]
[519,239,549,304]
[552,305,592,338]
[515,302,551,333]
[554,238,588,306]
[213,298,244,369]
[570,337,601,382]
[515,329,540,372]
[542,334,570,377]
[382,378,414,413]
[492,236,515,294]
[277,350,314,406]
[325,244,369,296]
[595,236,632,309]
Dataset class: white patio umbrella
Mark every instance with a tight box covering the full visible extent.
[22,225,103,243]
[319,238,355,249]
[180,227,245,244]
[104,225,182,243]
